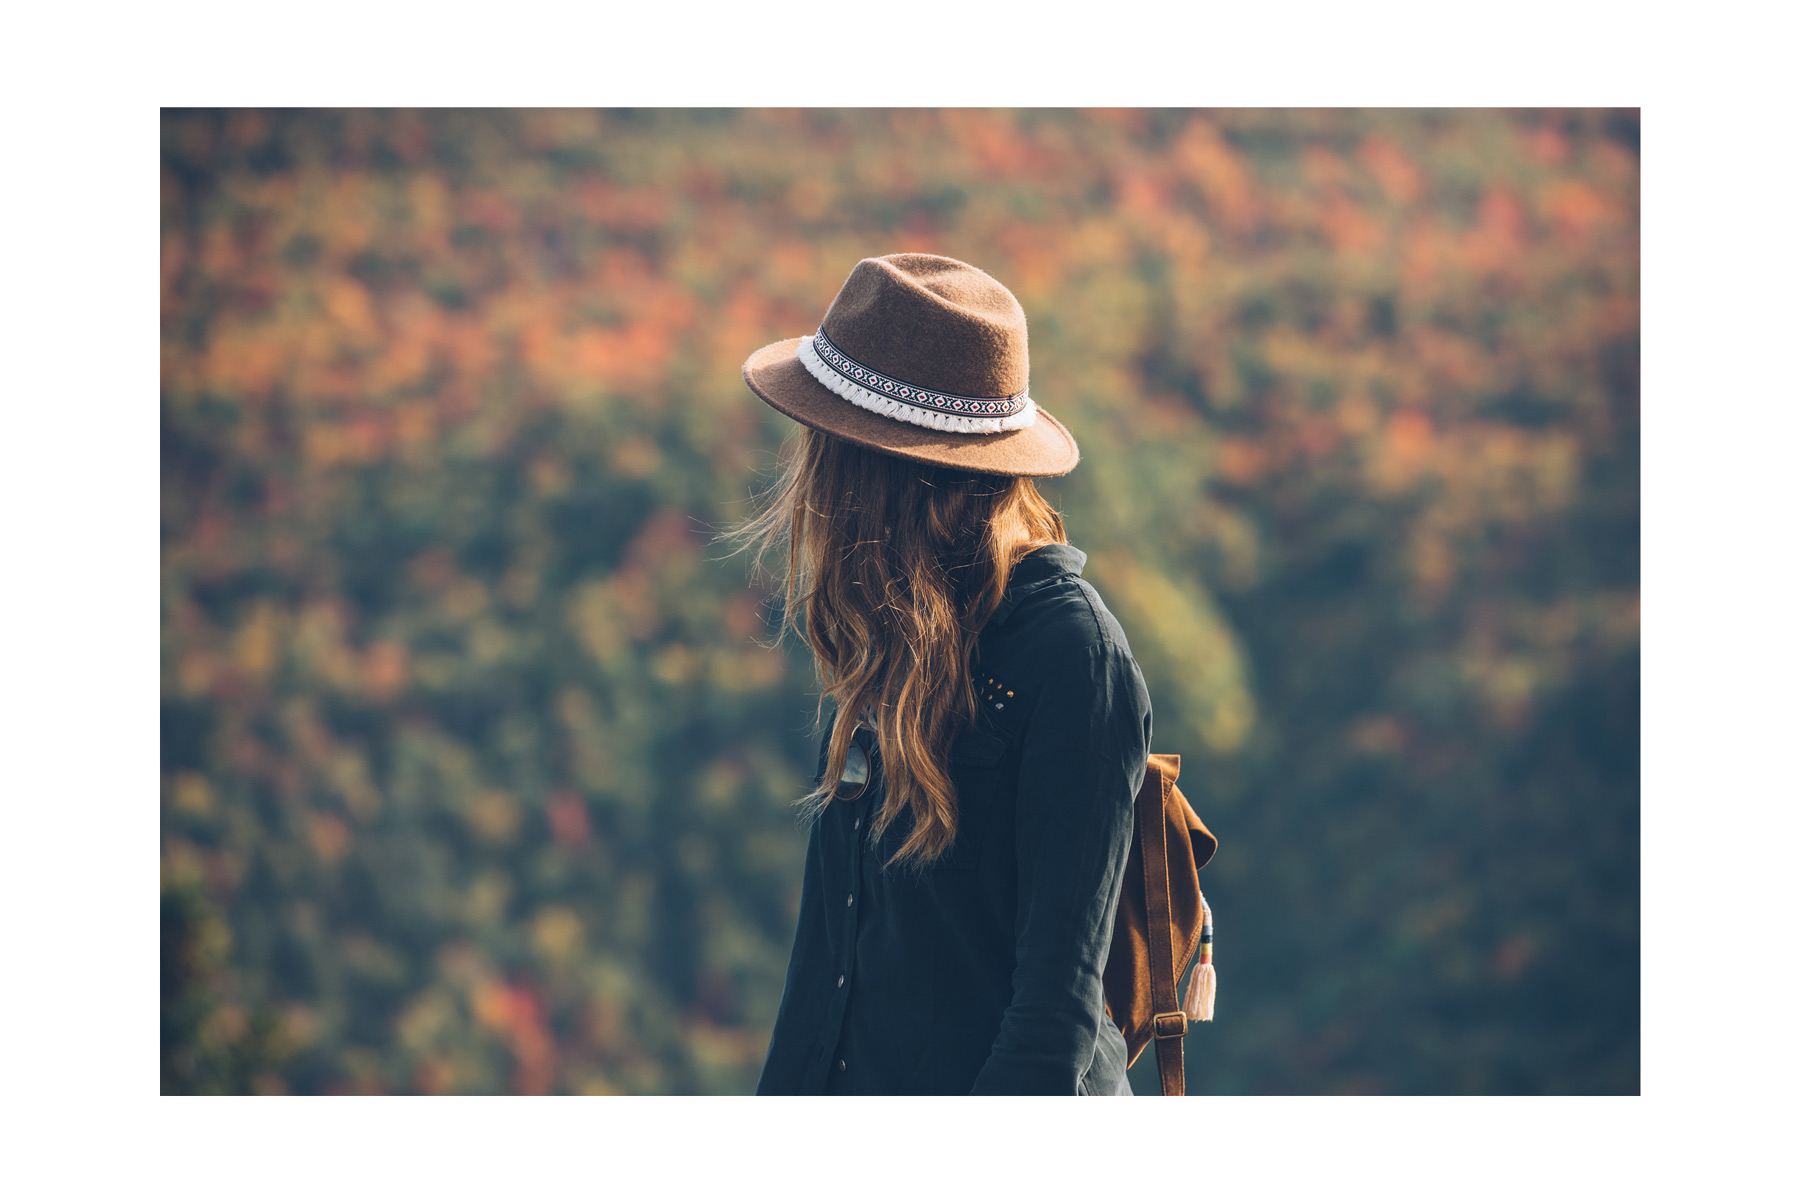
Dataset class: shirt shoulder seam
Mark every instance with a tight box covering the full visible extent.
[1071,578,1128,657]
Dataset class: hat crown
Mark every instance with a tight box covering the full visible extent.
[819,254,1028,401]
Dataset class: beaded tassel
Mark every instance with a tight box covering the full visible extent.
[1182,890,1216,1022]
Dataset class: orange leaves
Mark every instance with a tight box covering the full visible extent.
[308,813,351,864]
[392,400,440,456]
[1370,410,1437,495]
[362,641,410,701]
[1540,179,1623,242]
[1114,169,1167,221]
[990,224,1067,299]
[438,313,499,379]
[1336,393,1381,436]
[1358,136,1424,206]
[1477,188,1526,244]
[1173,120,1258,232]
[785,175,834,222]
[1215,437,1269,486]
[189,326,289,400]
[760,238,829,299]
[460,188,523,237]
[946,109,1043,179]
[1321,195,1387,256]
[1399,216,1451,290]
[300,414,382,468]
[566,322,675,395]
[1302,146,1353,191]
[1523,125,1570,166]
[573,179,670,231]
[364,305,440,397]
[709,279,784,373]
[1299,146,1391,258]
[323,277,376,333]
[1459,188,1527,275]
[1365,404,1587,552]
[471,979,557,1094]
[500,256,700,402]
[1387,410,1435,458]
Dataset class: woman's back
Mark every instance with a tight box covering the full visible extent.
[755,543,1152,1095]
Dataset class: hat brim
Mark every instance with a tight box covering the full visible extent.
[742,337,1080,478]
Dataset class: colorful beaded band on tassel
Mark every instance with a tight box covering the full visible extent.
[1182,890,1217,1022]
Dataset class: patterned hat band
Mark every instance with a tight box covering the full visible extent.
[797,328,1038,435]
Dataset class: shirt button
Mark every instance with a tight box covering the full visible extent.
[836,1059,847,1072]
[837,974,845,987]
[853,817,860,830]
[846,893,855,907]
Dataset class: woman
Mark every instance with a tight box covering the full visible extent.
[734,253,1152,1095]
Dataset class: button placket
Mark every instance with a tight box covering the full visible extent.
[837,781,870,1011]
[822,742,877,1084]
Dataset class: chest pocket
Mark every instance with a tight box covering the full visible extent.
[942,724,1011,872]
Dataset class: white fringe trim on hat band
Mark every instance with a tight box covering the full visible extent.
[797,333,1038,435]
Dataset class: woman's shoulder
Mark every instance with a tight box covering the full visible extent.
[982,552,1153,746]
[1019,575,1132,657]
[985,545,1140,674]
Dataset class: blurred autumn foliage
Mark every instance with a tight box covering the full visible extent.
[161,109,1638,1094]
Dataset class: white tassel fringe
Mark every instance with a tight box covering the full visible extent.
[797,334,1038,435]
[1183,962,1216,1022]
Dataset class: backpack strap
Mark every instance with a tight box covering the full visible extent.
[1138,759,1188,1097]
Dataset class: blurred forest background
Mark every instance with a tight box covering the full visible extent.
[161,108,1638,1095]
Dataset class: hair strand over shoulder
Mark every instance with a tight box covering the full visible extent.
[724,428,1067,868]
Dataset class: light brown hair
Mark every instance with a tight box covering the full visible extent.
[729,427,1067,868]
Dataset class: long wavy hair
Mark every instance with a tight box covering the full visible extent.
[729,426,1067,868]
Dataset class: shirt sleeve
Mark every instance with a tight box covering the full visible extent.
[754,712,839,1095]
[969,640,1152,1094]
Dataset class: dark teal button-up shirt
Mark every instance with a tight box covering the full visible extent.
[754,543,1153,1095]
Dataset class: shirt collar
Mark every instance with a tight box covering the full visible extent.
[986,543,1087,629]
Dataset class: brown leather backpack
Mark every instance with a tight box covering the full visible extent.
[1102,752,1219,1096]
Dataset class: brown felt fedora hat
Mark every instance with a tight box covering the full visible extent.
[742,253,1080,477]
